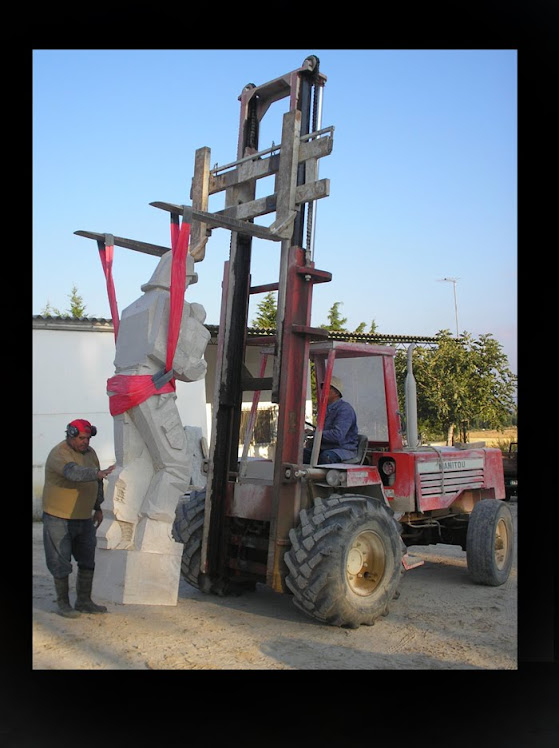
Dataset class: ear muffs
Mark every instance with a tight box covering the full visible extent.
[66,423,97,437]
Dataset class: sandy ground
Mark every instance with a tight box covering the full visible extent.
[32,501,518,670]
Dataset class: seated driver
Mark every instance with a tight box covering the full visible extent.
[303,375,359,464]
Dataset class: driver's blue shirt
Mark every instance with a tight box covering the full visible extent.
[320,398,359,460]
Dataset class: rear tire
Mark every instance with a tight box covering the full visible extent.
[172,490,206,589]
[466,499,513,586]
[285,495,404,628]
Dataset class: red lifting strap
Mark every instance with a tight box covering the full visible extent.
[106,373,175,416]
[167,214,190,376]
[97,235,120,341]
[102,215,191,415]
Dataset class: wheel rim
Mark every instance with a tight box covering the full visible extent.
[494,517,510,570]
[346,530,386,596]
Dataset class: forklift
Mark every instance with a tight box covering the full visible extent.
[80,55,514,628]
[170,55,513,628]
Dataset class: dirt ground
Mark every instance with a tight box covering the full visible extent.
[31,498,519,671]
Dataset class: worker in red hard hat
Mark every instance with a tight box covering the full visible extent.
[303,375,359,464]
[41,419,115,618]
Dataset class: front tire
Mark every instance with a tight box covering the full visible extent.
[284,495,404,628]
[466,499,513,586]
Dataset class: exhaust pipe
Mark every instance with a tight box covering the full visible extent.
[405,344,419,448]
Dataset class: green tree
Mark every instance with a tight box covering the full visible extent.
[67,285,87,317]
[353,320,378,334]
[252,291,277,328]
[395,330,517,445]
[320,302,376,335]
[320,301,347,331]
[41,300,61,316]
[42,285,86,318]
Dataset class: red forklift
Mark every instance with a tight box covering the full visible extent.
[171,56,513,628]
[77,55,513,628]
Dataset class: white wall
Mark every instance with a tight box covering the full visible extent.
[32,326,208,517]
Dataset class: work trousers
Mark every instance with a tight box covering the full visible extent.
[303,447,343,464]
[42,512,96,578]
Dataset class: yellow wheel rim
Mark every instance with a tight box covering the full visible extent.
[494,517,510,570]
[346,530,386,596]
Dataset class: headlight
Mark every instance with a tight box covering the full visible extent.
[381,459,396,476]
[326,469,341,486]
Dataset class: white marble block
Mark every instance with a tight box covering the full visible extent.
[93,543,184,606]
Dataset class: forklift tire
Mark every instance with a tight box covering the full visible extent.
[466,499,514,586]
[172,490,206,590]
[284,495,404,629]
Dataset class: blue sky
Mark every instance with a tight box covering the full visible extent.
[33,49,517,373]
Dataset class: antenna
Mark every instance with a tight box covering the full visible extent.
[437,277,460,337]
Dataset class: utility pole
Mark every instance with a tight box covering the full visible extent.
[438,277,460,337]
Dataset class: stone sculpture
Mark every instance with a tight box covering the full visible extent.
[94,250,210,604]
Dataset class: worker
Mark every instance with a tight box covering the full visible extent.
[42,419,116,618]
[303,375,359,463]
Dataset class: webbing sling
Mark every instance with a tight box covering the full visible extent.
[97,234,120,342]
[166,211,190,380]
[101,213,191,416]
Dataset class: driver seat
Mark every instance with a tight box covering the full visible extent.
[344,434,369,465]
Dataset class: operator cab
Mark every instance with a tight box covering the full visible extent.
[308,340,404,467]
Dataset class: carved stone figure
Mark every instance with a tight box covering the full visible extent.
[97,250,210,560]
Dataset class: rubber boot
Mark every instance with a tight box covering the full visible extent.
[54,577,81,618]
[74,568,108,614]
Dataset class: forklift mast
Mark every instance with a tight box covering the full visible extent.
[198,56,334,592]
